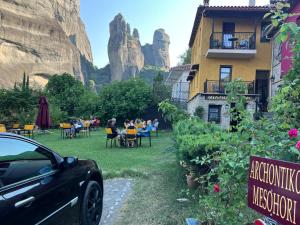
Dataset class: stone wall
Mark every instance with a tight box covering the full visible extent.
[188,94,256,129]
[271,32,284,97]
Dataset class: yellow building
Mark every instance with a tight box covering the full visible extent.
[187,3,272,128]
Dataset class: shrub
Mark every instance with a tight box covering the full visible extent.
[194,106,204,119]
[98,78,152,123]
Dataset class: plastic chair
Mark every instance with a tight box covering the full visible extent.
[0,126,6,133]
[80,122,91,137]
[23,125,35,139]
[62,123,73,139]
[12,123,20,129]
[105,128,118,148]
[126,128,138,148]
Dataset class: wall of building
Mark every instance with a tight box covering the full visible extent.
[188,94,256,129]
[271,32,283,97]
[171,71,189,102]
[189,16,272,99]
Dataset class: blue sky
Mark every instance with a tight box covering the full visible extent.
[80,0,270,68]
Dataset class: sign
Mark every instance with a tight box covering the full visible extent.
[248,156,300,225]
[205,95,255,101]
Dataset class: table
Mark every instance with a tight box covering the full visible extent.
[9,128,33,139]
[228,37,239,48]
[9,129,26,135]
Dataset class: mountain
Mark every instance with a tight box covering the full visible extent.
[0,0,92,87]
[108,14,170,81]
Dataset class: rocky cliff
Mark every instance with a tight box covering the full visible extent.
[142,29,170,68]
[108,14,144,81]
[108,14,170,81]
[0,0,93,87]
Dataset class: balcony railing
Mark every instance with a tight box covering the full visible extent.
[204,80,255,94]
[209,32,256,50]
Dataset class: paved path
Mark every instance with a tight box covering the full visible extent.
[100,178,133,225]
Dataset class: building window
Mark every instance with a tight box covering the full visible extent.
[220,66,232,82]
[219,66,232,92]
[261,22,270,42]
[208,105,221,124]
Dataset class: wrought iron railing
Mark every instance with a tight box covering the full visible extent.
[209,32,256,50]
[204,80,255,94]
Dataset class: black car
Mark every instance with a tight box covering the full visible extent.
[0,133,103,225]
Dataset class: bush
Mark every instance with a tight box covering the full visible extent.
[194,106,204,119]
[98,78,152,123]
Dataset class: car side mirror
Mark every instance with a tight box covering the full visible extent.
[63,156,78,168]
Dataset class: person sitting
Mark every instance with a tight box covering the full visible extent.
[124,119,130,129]
[138,120,152,137]
[106,119,119,139]
[153,119,159,136]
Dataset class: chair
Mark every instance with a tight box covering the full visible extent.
[23,125,35,139]
[105,128,118,148]
[138,131,152,147]
[12,123,20,129]
[80,122,91,137]
[0,126,6,133]
[126,128,138,148]
[62,123,73,139]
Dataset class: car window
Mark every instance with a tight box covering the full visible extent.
[0,138,56,188]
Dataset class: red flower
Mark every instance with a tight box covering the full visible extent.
[296,141,300,151]
[213,184,220,193]
[288,128,298,138]
[254,219,265,225]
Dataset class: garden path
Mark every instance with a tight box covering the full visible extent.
[99,178,133,225]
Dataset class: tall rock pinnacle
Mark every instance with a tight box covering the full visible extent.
[108,14,171,81]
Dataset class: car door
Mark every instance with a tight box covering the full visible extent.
[0,137,81,225]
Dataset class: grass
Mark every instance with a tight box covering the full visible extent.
[36,129,199,225]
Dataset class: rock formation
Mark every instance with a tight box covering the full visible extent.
[108,14,170,81]
[108,14,144,81]
[0,0,93,87]
[142,29,170,68]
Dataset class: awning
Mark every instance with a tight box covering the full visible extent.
[191,64,199,71]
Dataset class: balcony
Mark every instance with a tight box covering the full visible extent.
[204,80,255,94]
[206,32,257,59]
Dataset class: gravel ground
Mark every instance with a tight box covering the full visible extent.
[99,178,133,225]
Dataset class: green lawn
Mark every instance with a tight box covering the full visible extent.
[36,129,199,225]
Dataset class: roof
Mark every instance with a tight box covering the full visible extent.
[189,5,270,48]
[170,64,192,72]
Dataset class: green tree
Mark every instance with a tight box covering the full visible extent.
[98,78,152,123]
[178,48,192,65]
[0,73,41,124]
[152,72,171,104]
[45,73,85,116]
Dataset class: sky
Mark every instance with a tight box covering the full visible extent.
[80,0,270,69]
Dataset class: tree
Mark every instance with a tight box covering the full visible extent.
[98,78,152,123]
[152,72,171,104]
[178,48,192,65]
[0,73,41,124]
[45,73,85,116]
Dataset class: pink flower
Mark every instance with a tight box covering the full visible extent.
[289,128,298,138]
[296,141,300,151]
[213,184,220,193]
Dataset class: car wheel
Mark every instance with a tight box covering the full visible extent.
[81,181,103,225]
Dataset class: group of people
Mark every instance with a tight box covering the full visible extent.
[106,118,159,147]
[64,117,100,138]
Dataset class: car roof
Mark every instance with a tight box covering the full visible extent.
[0,132,44,147]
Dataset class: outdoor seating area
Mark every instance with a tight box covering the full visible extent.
[0,123,35,138]
[105,118,159,148]
[60,118,99,139]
